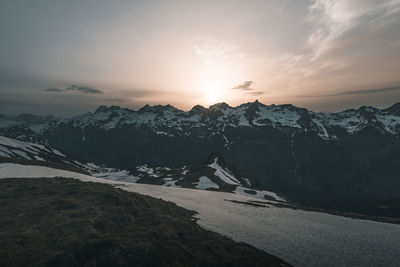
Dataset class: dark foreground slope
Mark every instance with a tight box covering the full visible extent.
[0,178,289,267]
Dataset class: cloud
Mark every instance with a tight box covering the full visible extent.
[232,81,253,91]
[297,85,400,98]
[192,38,243,73]
[265,0,400,96]
[231,81,264,96]
[66,85,103,94]
[246,91,264,96]
[44,88,63,92]
[44,85,103,94]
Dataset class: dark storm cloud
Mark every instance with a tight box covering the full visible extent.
[297,85,400,98]
[44,85,103,94]
[232,81,253,91]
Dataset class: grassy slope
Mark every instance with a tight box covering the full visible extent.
[0,178,289,267]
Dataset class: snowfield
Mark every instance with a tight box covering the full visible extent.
[0,163,100,181]
[1,163,400,266]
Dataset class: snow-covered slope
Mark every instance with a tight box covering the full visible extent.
[0,135,64,161]
[2,162,398,267]
[0,135,285,202]
[0,135,139,182]
[0,163,94,180]
[208,157,241,185]
[132,156,285,202]
[0,160,284,202]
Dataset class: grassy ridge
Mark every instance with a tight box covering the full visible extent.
[0,178,289,266]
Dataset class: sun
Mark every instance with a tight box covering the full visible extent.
[206,87,221,104]
[197,69,233,106]
[202,80,225,105]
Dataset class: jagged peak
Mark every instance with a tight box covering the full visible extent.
[274,103,304,112]
[356,106,379,121]
[358,105,378,112]
[209,102,230,110]
[95,105,108,113]
[244,100,262,118]
[138,104,179,114]
[94,105,123,113]
[190,104,207,114]
[239,101,304,112]
[384,102,400,115]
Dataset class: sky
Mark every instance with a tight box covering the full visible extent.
[1,0,400,116]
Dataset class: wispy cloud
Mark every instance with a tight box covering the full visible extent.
[297,85,400,98]
[192,39,242,70]
[66,85,103,94]
[246,91,264,96]
[232,81,253,91]
[231,81,263,96]
[44,85,103,94]
[304,0,399,59]
[264,0,400,96]
[44,88,63,92]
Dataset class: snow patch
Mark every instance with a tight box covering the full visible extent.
[208,158,240,185]
[92,169,140,183]
[193,176,219,190]
[11,149,31,160]
[234,186,285,202]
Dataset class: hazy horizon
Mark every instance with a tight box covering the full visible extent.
[1,0,400,116]
[1,98,400,118]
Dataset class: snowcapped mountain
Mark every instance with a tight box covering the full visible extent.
[1,101,400,216]
[63,101,400,139]
[1,101,400,142]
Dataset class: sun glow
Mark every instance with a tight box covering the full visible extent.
[197,74,248,107]
[205,86,222,104]
[193,39,245,107]
[201,79,226,105]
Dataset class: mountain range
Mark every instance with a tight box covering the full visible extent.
[1,101,400,217]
